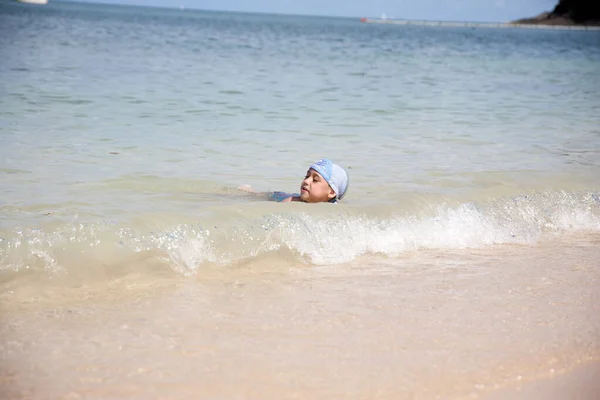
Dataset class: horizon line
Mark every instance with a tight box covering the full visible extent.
[51,0,524,25]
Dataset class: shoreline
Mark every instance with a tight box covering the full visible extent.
[1,234,598,399]
[359,18,600,30]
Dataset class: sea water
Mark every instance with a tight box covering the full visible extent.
[1,2,599,399]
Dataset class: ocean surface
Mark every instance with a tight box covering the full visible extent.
[0,1,599,399]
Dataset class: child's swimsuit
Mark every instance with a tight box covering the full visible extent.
[268,191,338,203]
[269,191,298,202]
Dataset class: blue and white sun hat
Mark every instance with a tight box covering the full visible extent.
[309,158,349,201]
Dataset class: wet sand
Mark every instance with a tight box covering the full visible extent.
[1,234,599,399]
[484,361,600,400]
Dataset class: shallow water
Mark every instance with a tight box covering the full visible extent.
[0,1,599,399]
[1,234,599,399]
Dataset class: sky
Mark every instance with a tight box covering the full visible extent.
[70,0,560,23]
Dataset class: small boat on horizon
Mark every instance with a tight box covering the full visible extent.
[17,0,48,4]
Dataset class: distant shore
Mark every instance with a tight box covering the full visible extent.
[512,12,600,27]
[512,0,600,27]
[359,18,600,31]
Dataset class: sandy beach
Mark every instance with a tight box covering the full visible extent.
[484,361,600,400]
[1,233,598,399]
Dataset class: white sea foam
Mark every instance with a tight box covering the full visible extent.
[1,191,598,274]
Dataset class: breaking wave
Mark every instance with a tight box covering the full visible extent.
[1,190,598,276]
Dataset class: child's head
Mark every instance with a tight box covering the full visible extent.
[300,158,349,203]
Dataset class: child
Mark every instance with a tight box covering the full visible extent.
[240,158,349,203]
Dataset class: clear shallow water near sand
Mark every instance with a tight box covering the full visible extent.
[1,235,599,399]
[0,1,599,399]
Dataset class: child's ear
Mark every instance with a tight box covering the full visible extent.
[327,188,336,200]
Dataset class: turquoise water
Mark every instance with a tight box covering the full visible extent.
[1,1,599,275]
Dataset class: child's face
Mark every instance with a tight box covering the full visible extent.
[300,169,336,203]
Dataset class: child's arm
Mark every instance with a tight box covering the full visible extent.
[238,184,254,193]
